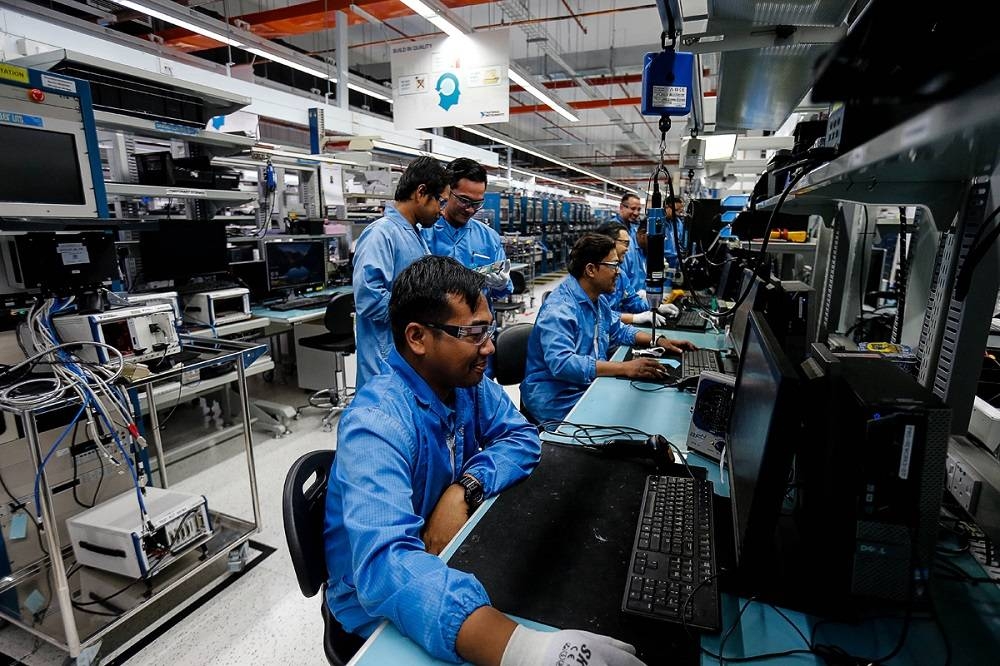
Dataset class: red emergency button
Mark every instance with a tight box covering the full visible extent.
[28,88,45,103]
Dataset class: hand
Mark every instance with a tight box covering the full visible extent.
[421,484,469,555]
[484,259,511,290]
[657,303,680,318]
[658,337,698,355]
[630,310,667,327]
[501,625,646,666]
[621,358,669,381]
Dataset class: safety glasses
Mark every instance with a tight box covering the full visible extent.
[422,320,497,346]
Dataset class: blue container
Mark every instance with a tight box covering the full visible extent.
[641,48,695,117]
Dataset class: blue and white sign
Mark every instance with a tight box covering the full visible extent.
[390,29,509,131]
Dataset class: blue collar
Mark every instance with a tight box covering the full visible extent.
[566,276,598,310]
[386,348,455,421]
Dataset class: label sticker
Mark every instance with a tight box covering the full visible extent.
[9,512,29,540]
[0,63,29,84]
[899,424,915,480]
[165,188,207,197]
[40,73,77,94]
[652,85,688,109]
[0,111,44,127]
[57,242,91,266]
[153,120,199,136]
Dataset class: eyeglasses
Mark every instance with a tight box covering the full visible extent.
[598,261,621,272]
[422,320,497,346]
[615,238,631,248]
[450,193,486,211]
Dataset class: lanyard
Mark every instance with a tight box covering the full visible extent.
[593,310,600,357]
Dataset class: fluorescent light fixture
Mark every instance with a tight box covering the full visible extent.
[347,81,393,103]
[427,14,468,40]
[371,140,452,162]
[116,0,243,46]
[245,46,329,79]
[508,166,606,196]
[507,66,579,122]
[399,0,436,19]
[253,146,359,166]
[459,125,638,194]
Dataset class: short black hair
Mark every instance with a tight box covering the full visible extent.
[446,157,487,188]
[620,192,640,206]
[568,234,615,279]
[394,156,449,202]
[597,222,628,239]
[390,255,486,350]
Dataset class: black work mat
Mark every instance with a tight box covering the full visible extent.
[449,442,702,665]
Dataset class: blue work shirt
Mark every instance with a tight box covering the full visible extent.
[605,273,648,314]
[352,206,430,389]
[614,215,646,295]
[422,216,513,300]
[324,349,541,662]
[521,276,639,422]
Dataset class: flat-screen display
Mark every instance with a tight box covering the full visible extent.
[265,239,325,291]
[140,220,229,281]
[726,311,800,569]
[0,125,86,205]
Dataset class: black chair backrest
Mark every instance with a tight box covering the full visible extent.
[510,270,526,296]
[283,449,336,598]
[324,292,355,337]
[494,323,534,386]
[542,289,553,304]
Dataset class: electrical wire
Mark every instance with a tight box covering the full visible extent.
[538,419,694,477]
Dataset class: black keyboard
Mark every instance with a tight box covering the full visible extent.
[268,296,330,311]
[669,310,708,331]
[681,349,722,379]
[622,475,720,632]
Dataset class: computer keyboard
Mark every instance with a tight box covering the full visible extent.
[669,310,709,331]
[622,475,720,632]
[681,349,722,379]
[269,295,331,311]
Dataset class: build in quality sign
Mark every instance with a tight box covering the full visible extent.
[390,29,509,131]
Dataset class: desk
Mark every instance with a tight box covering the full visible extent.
[350,332,1000,665]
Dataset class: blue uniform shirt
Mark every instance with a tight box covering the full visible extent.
[614,215,647,295]
[521,276,639,422]
[605,274,649,314]
[324,349,541,662]
[352,206,430,389]
[422,216,513,300]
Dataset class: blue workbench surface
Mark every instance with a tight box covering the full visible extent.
[250,285,352,322]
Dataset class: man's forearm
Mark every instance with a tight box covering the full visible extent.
[456,606,518,666]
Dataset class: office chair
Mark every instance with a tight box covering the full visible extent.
[492,270,527,325]
[298,292,355,431]
[542,289,553,304]
[493,323,537,423]
[283,450,365,666]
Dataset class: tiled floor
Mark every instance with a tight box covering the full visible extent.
[0,276,564,666]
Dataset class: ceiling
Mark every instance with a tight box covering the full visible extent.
[12,0,859,193]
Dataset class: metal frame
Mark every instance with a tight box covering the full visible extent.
[0,337,265,663]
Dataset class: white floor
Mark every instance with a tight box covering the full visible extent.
[0,275,564,666]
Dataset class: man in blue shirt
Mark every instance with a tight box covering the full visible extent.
[423,158,513,300]
[521,235,697,423]
[612,193,646,295]
[326,256,645,666]
[352,156,446,389]
[596,223,667,328]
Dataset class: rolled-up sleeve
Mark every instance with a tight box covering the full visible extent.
[334,408,491,662]
[538,302,597,384]
[353,232,394,323]
[463,380,540,496]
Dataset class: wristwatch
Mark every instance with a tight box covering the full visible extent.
[456,474,484,511]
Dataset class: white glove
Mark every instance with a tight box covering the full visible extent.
[657,303,680,318]
[484,259,511,290]
[501,625,646,666]
[631,310,667,327]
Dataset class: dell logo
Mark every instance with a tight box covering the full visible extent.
[859,543,888,556]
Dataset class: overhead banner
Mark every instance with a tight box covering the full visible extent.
[390,29,510,131]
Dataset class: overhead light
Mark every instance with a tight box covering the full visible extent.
[115,0,243,47]
[508,66,579,122]
[347,80,393,103]
[508,167,606,196]
[459,125,637,194]
[253,146,360,166]
[245,46,330,79]
[427,15,468,40]
[371,140,452,162]
[399,0,436,19]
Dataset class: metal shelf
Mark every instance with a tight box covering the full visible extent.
[105,183,257,202]
[95,111,256,151]
[757,76,1000,221]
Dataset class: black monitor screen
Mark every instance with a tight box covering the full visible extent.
[0,125,86,205]
[726,311,800,569]
[13,232,117,292]
[139,220,230,281]
[729,269,763,357]
[265,239,325,291]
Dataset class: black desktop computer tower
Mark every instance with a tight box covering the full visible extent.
[797,350,950,605]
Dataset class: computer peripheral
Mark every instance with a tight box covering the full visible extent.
[622,474,720,631]
[671,375,701,391]
[600,434,675,465]
[681,348,737,380]
[268,295,330,311]
[666,310,709,332]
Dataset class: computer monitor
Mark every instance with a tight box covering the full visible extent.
[726,311,802,575]
[0,231,118,295]
[864,247,887,306]
[264,238,326,292]
[685,198,723,254]
[139,220,230,282]
[727,268,775,357]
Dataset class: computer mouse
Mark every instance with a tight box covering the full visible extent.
[600,435,675,464]
[673,375,700,391]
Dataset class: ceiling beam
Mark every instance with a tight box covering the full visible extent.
[509,97,642,114]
